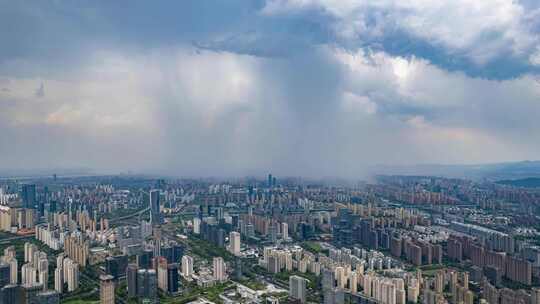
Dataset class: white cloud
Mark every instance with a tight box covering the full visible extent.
[530,47,540,65]
[263,0,540,65]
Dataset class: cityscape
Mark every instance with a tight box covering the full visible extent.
[3,1,540,304]
[0,174,539,303]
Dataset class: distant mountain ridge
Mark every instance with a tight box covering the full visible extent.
[372,160,540,181]
[496,177,540,188]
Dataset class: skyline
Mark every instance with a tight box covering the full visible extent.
[2,1,540,178]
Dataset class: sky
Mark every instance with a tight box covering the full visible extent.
[1,0,540,178]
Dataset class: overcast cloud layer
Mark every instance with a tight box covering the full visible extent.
[1,0,540,178]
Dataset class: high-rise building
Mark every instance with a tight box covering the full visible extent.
[289,275,307,303]
[282,222,288,240]
[24,243,37,263]
[137,249,153,269]
[349,271,358,294]
[37,256,48,291]
[268,224,278,243]
[3,246,15,259]
[126,264,138,298]
[54,267,63,293]
[64,235,89,267]
[1,284,19,304]
[64,259,79,292]
[193,218,201,234]
[322,268,335,291]
[0,263,10,289]
[21,264,37,285]
[181,255,193,279]
[229,231,241,256]
[4,257,17,285]
[213,257,226,282]
[137,269,157,300]
[167,263,179,293]
[21,184,36,209]
[157,257,168,292]
[150,190,161,224]
[105,255,128,280]
[36,290,60,304]
[99,275,115,304]
[21,283,43,304]
[234,257,242,280]
[267,255,280,273]
[172,244,184,263]
[531,288,540,304]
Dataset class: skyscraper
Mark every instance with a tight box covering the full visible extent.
[282,222,288,240]
[193,217,201,234]
[137,249,153,269]
[150,190,161,224]
[21,264,37,285]
[181,255,193,279]
[126,264,138,298]
[5,257,17,285]
[213,257,226,282]
[54,268,62,293]
[99,275,115,304]
[21,184,36,209]
[289,275,307,303]
[229,231,241,256]
[64,259,79,292]
[172,244,184,263]
[0,263,10,289]
[167,264,179,293]
[137,269,157,300]
[157,257,168,292]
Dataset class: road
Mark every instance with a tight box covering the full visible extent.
[109,206,150,223]
[0,234,34,244]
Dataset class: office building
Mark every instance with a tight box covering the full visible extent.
[126,264,138,298]
[137,269,157,300]
[137,249,153,269]
[21,184,36,209]
[167,263,179,293]
[150,190,161,224]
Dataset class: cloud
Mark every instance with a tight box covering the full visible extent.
[263,0,540,71]
[0,1,540,178]
[1,44,539,177]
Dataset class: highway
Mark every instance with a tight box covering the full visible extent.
[0,234,35,244]
[109,206,151,223]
